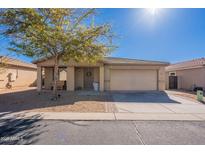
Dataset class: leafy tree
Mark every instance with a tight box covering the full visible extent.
[0,9,115,99]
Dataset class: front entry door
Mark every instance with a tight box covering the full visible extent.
[169,76,178,89]
[84,68,94,90]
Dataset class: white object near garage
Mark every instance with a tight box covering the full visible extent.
[93,82,99,91]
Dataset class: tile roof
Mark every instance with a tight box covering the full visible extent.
[166,58,205,71]
[0,56,37,69]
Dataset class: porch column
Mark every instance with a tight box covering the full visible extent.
[99,65,104,91]
[67,66,75,91]
[37,66,42,92]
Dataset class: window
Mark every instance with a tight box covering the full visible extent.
[169,72,176,76]
[59,68,67,81]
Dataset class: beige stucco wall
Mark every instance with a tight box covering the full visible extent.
[99,66,104,91]
[165,72,169,90]
[37,66,42,91]
[67,66,75,91]
[166,67,205,90]
[0,66,37,89]
[158,67,166,90]
[44,67,53,90]
[93,67,99,83]
[104,65,110,91]
[75,67,84,89]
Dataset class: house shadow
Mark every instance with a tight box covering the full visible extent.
[0,112,46,145]
[0,89,111,113]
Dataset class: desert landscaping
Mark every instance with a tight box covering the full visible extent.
[0,87,116,113]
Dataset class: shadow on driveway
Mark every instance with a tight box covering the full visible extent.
[111,91,181,104]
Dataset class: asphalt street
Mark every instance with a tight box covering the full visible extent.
[1,119,205,145]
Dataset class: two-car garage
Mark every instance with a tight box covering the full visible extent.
[110,69,158,91]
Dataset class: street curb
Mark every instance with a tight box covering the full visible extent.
[0,112,205,121]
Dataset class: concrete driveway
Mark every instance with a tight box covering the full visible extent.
[111,91,205,120]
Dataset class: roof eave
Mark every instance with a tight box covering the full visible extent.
[104,62,169,65]
[166,65,205,72]
[32,56,170,66]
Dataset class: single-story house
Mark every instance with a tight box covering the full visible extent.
[165,58,205,90]
[0,56,37,89]
[33,56,169,92]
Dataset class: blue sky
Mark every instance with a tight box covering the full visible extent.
[0,8,205,63]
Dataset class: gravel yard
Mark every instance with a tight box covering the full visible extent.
[31,102,106,112]
[0,87,114,113]
[166,90,204,103]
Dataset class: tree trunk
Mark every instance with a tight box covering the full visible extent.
[53,55,59,100]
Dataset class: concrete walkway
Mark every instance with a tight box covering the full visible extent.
[1,111,205,121]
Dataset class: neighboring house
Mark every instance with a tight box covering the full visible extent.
[165,58,205,90]
[0,56,37,89]
[33,57,169,92]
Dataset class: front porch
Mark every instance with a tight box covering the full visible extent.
[75,67,99,90]
[37,65,104,92]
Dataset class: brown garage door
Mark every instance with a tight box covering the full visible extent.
[110,69,157,91]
